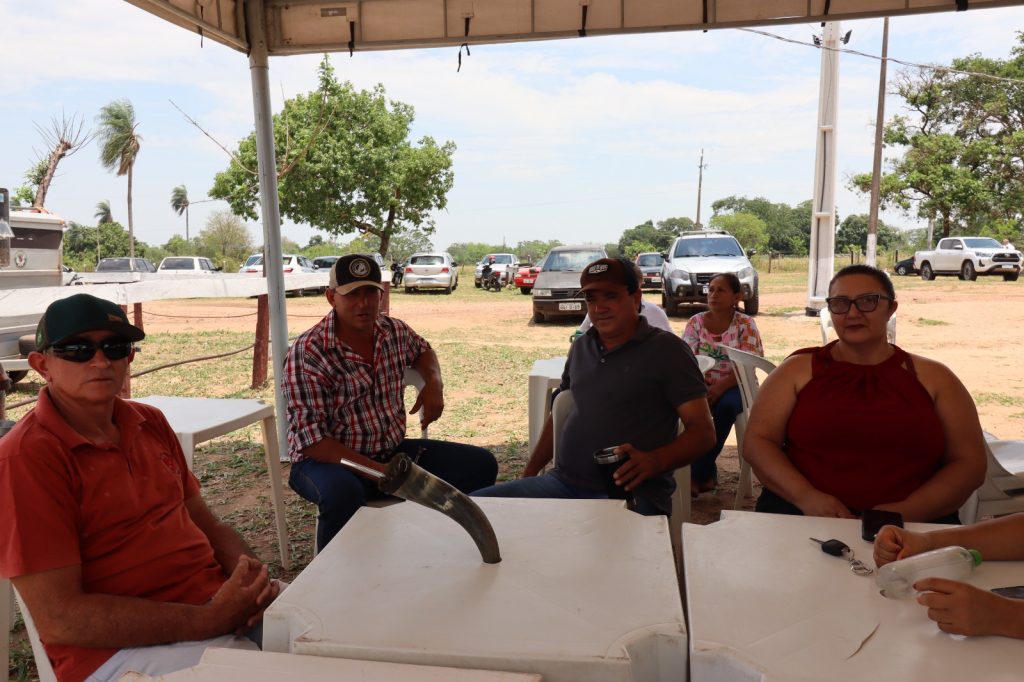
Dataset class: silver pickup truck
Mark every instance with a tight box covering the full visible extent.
[914,237,1022,282]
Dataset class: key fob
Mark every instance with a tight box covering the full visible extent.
[820,539,850,557]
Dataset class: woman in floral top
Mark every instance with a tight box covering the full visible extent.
[681,272,764,495]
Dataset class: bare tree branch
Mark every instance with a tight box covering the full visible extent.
[169,99,258,176]
[32,111,94,207]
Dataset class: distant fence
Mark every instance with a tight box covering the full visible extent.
[752,251,904,274]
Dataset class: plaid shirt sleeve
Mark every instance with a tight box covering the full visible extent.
[391,317,431,366]
[282,332,334,461]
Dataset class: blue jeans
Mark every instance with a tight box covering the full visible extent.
[290,439,498,550]
[472,472,665,516]
[692,386,743,486]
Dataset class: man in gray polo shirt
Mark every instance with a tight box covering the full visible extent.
[474,257,714,514]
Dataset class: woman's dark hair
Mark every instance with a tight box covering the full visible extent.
[829,264,896,300]
[710,272,742,294]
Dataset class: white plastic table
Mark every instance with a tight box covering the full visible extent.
[684,511,1024,682]
[119,647,543,681]
[263,498,686,682]
[528,355,714,453]
[132,396,290,570]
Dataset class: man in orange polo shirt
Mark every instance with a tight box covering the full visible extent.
[0,294,278,682]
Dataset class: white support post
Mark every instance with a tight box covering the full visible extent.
[246,0,291,471]
[806,22,841,315]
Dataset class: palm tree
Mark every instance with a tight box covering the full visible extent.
[96,99,141,258]
[170,185,190,241]
[93,201,113,263]
[94,200,113,224]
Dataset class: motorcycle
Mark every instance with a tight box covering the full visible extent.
[391,262,405,287]
[481,264,504,292]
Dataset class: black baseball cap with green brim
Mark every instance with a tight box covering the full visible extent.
[35,293,146,350]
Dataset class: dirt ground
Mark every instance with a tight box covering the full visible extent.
[136,273,1024,523]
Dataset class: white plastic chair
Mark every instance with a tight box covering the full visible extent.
[724,347,777,510]
[819,306,896,344]
[313,368,428,554]
[11,585,57,682]
[959,439,1024,524]
[551,390,690,571]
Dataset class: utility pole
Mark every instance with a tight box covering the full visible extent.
[866,17,890,267]
[695,148,707,229]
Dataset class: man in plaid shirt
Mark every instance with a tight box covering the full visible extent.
[284,254,497,550]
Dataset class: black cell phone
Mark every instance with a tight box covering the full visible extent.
[861,509,904,542]
[992,586,1024,600]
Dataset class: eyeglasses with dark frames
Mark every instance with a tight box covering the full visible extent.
[825,294,893,315]
[48,339,134,363]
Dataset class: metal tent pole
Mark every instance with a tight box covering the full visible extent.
[246,0,292,565]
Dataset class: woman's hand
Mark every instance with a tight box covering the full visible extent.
[706,382,725,408]
[873,525,932,567]
[915,578,1024,637]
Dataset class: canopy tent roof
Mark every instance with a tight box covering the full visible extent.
[125,0,1022,55]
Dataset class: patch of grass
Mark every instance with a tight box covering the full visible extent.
[766,306,803,316]
[916,317,949,326]
[974,392,1024,408]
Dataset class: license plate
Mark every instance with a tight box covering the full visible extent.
[702,284,709,295]
[651,276,661,282]
[1003,264,1016,269]
[558,302,583,311]
[524,278,535,284]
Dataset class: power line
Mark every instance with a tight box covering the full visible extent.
[739,27,1024,86]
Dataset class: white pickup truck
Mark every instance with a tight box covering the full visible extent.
[913,237,1022,282]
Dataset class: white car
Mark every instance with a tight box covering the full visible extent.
[157,256,221,274]
[404,252,458,294]
[239,254,318,274]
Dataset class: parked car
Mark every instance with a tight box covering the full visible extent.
[634,252,664,290]
[514,263,542,295]
[531,245,607,323]
[239,254,319,274]
[95,257,158,273]
[404,252,459,294]
[314,253,386,273]
[914,237,1022,281]
[661,230,759,316]
[474,253,519,288]
[157,256,221,274]
[893,257,918,276]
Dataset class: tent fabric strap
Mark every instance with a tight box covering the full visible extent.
[457,17,471,72]
[956,0,968,9]
[821,0,831,27]
[195,0,205,47]
[579,5,588,37]
[348,20,356,56]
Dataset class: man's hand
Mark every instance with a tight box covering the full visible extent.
[915,578,1022,637]
[794,489,855,519]
[206,556,272,634]
[612,444,663,492]
[410,380,444,429]
[705,383,724,408]
[874,525,932,567]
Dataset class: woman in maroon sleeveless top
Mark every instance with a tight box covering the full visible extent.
[744,265,986,523]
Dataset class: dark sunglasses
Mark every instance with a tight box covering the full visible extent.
[49,339,134,363]
[825,293,893,315]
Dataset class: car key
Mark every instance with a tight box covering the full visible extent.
[810,537,874,576]
[810,537,849,557]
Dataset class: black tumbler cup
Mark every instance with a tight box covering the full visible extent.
[594,447,632,501]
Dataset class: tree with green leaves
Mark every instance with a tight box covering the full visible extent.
[170,185,191,241]
[199,210,253,266]
[514,239,562,264]
[709,212,769,255]
[62,221,139,271]
[211,56,455,258]
[850,38,1024,239]
[711,196,811,254]
[96,99,141,258]
[834,214,901,254]
[617,218,684,258]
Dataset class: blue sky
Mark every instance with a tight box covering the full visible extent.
[3,1,1023,252]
